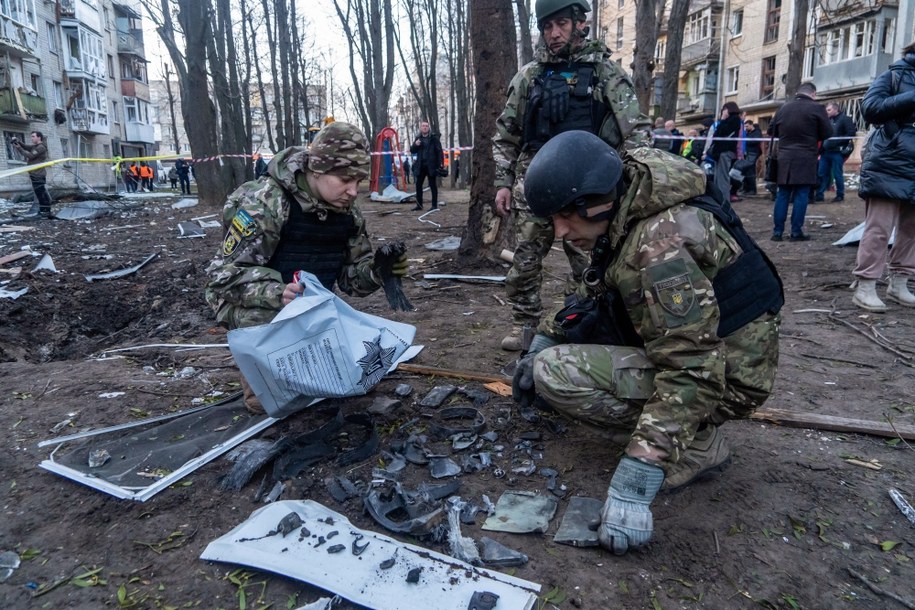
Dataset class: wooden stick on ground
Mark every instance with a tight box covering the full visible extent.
[847,568,915,610]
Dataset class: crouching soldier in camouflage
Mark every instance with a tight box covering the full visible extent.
[492,0,649,351]
[205,122,407,413]
[512,131,782,554]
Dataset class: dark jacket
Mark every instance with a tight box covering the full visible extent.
[708,114,742,159]
[859,54,915,201]
[175,158,190,178]
[744,128,764,157]
[768,94,832,186]
[410,132,443,173]
[822,111,856,153]
[17,140,48,179]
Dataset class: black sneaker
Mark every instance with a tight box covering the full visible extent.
[770,234,783,242]
[789,233,810,242]
[832,196,844,203]
[814,195,824,202]
[412,205,423,211]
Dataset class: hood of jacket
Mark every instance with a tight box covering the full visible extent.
[607,147,707,248]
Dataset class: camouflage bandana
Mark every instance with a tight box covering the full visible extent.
[307,121,371,179]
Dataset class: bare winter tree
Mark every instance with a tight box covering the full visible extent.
[658,0,691,122]
[459,0,518,263]
[784,0,811,99]
[632,0,666,114]
[209,0,249,186]
[162,62,181,154]
[144,0,227,206]
[396,0,442,133]
[515,0,534,65]
[332,0,396,141]
[443,0,472,187]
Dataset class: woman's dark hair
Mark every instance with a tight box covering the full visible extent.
[723,101,741,116]
[903,40,915,55]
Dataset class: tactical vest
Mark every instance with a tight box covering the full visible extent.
[556,193,784,344]
[522,63,608,152]
[266,199,358,290]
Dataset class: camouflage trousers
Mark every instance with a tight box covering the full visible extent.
[506,208,589,326]
[532,314,779,467]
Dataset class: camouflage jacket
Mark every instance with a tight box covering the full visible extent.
[205,147,380,328]
[542,148,778,459]
[492,39,648,194]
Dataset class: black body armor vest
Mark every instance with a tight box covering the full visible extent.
[522,63,608,152]
[267,200,358,290]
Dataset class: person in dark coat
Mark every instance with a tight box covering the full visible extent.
[705,101,743,202]
[852,41,915,312]
[409,120,444,211]
[815,103,856,202]
[767,82,832,241]
[739,120,764,195]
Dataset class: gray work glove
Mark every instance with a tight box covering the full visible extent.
[599,456,666,555]
[511,334,558,409]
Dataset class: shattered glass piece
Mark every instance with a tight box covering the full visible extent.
[480,431,499,443]
[403,441,429,465]
[451,433,477,451]
[480,537,529,567]
[481,491,558,534]
[458,386,493,406]
[0,551,20,583]
[55,200,111,220]
[394,384,413,397]
[382,452,407,473]
[553,496,603,548]
[429,457,462,479]
[419,385,457,407]
[32,253,58,273]
[367,396,402,417]
[424,235,461,251]
[511,460,536,476]
[88,449,110,468]
[477,452,492,467]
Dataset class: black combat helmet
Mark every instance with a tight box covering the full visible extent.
[524,130,624,218]
[535,0,591,24]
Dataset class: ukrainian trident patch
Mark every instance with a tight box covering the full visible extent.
[654,273,695,317]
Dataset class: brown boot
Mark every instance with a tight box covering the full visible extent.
[238,375,265,415]
[661,424,731,492]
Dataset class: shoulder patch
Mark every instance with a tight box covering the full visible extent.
[231,209,258,238]
[222,227,242,257]
[648,258,700,326]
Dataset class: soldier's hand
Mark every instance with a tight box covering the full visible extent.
[511,351,537,408]
[599,457,665,555]
[281,281,305,305]
[494,187,512,217]
[391,251,409,277]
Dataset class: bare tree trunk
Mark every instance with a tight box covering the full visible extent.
[659,0,690,121]
[209,0,248,188]
[515,0,534,66]
[162,62,181,154]
[460,0,517,263]
[261,0,285,148]
[275,0,294,146]
[248,8,276,152]
[784,0,809,99]
[239,4,254,165]
[632,0,662,114]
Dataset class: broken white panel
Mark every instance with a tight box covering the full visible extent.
[197,219,222,229]
[55,201,112,220]
[171,198,199,209]
[423,274,507,282]
[85,252,159,282]
[834,221,896,247]
[0,287,28,299]
[38,396,282,501]
[424,235,461,251]
[177,221,206,238]
[32,253,58,273]
[201,500,540,610]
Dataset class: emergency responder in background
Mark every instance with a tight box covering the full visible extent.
[512,130,782,554]
[492,0,649,351]
[205,122,408,413]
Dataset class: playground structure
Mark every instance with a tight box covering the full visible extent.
[370,126,407,193]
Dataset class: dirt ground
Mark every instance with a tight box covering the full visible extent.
[0,184,913,610]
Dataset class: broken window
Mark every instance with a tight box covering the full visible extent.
[760,56,776,100]
[764,0,780,44]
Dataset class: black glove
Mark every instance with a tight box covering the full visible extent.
[374,242,414,311]
[511,351,537,410]
[541,74,570,123]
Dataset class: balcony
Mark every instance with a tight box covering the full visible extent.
[0,87,47,122]
[121,79,150,100]
[681,38,720,68]
[677,91,717,115]
[69,108,109,134]
[117,31,144,56]
[125,121,155,143]
[0,16,38,57]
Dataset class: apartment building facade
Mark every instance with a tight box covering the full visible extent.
[596,0,913,135]
[0,0,154,197]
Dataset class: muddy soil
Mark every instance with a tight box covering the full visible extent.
[0,187,913,610]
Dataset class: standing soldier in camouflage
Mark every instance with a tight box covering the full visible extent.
[492,0,649,351]
[205,122,408,413]
[513,131,782,554]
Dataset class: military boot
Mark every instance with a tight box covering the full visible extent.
[661,425,731,492]
[238,374,265,415]
[887,274,915,308]
[15,203,40,218]
[852,279,887,313]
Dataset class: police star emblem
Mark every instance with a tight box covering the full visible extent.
[356,338,396,392]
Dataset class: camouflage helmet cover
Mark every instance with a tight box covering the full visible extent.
[535,0,590,24]
[524,130,623,218]
[307,121,370,179]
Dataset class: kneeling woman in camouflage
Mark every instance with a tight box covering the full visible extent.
[512,131,782,554]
